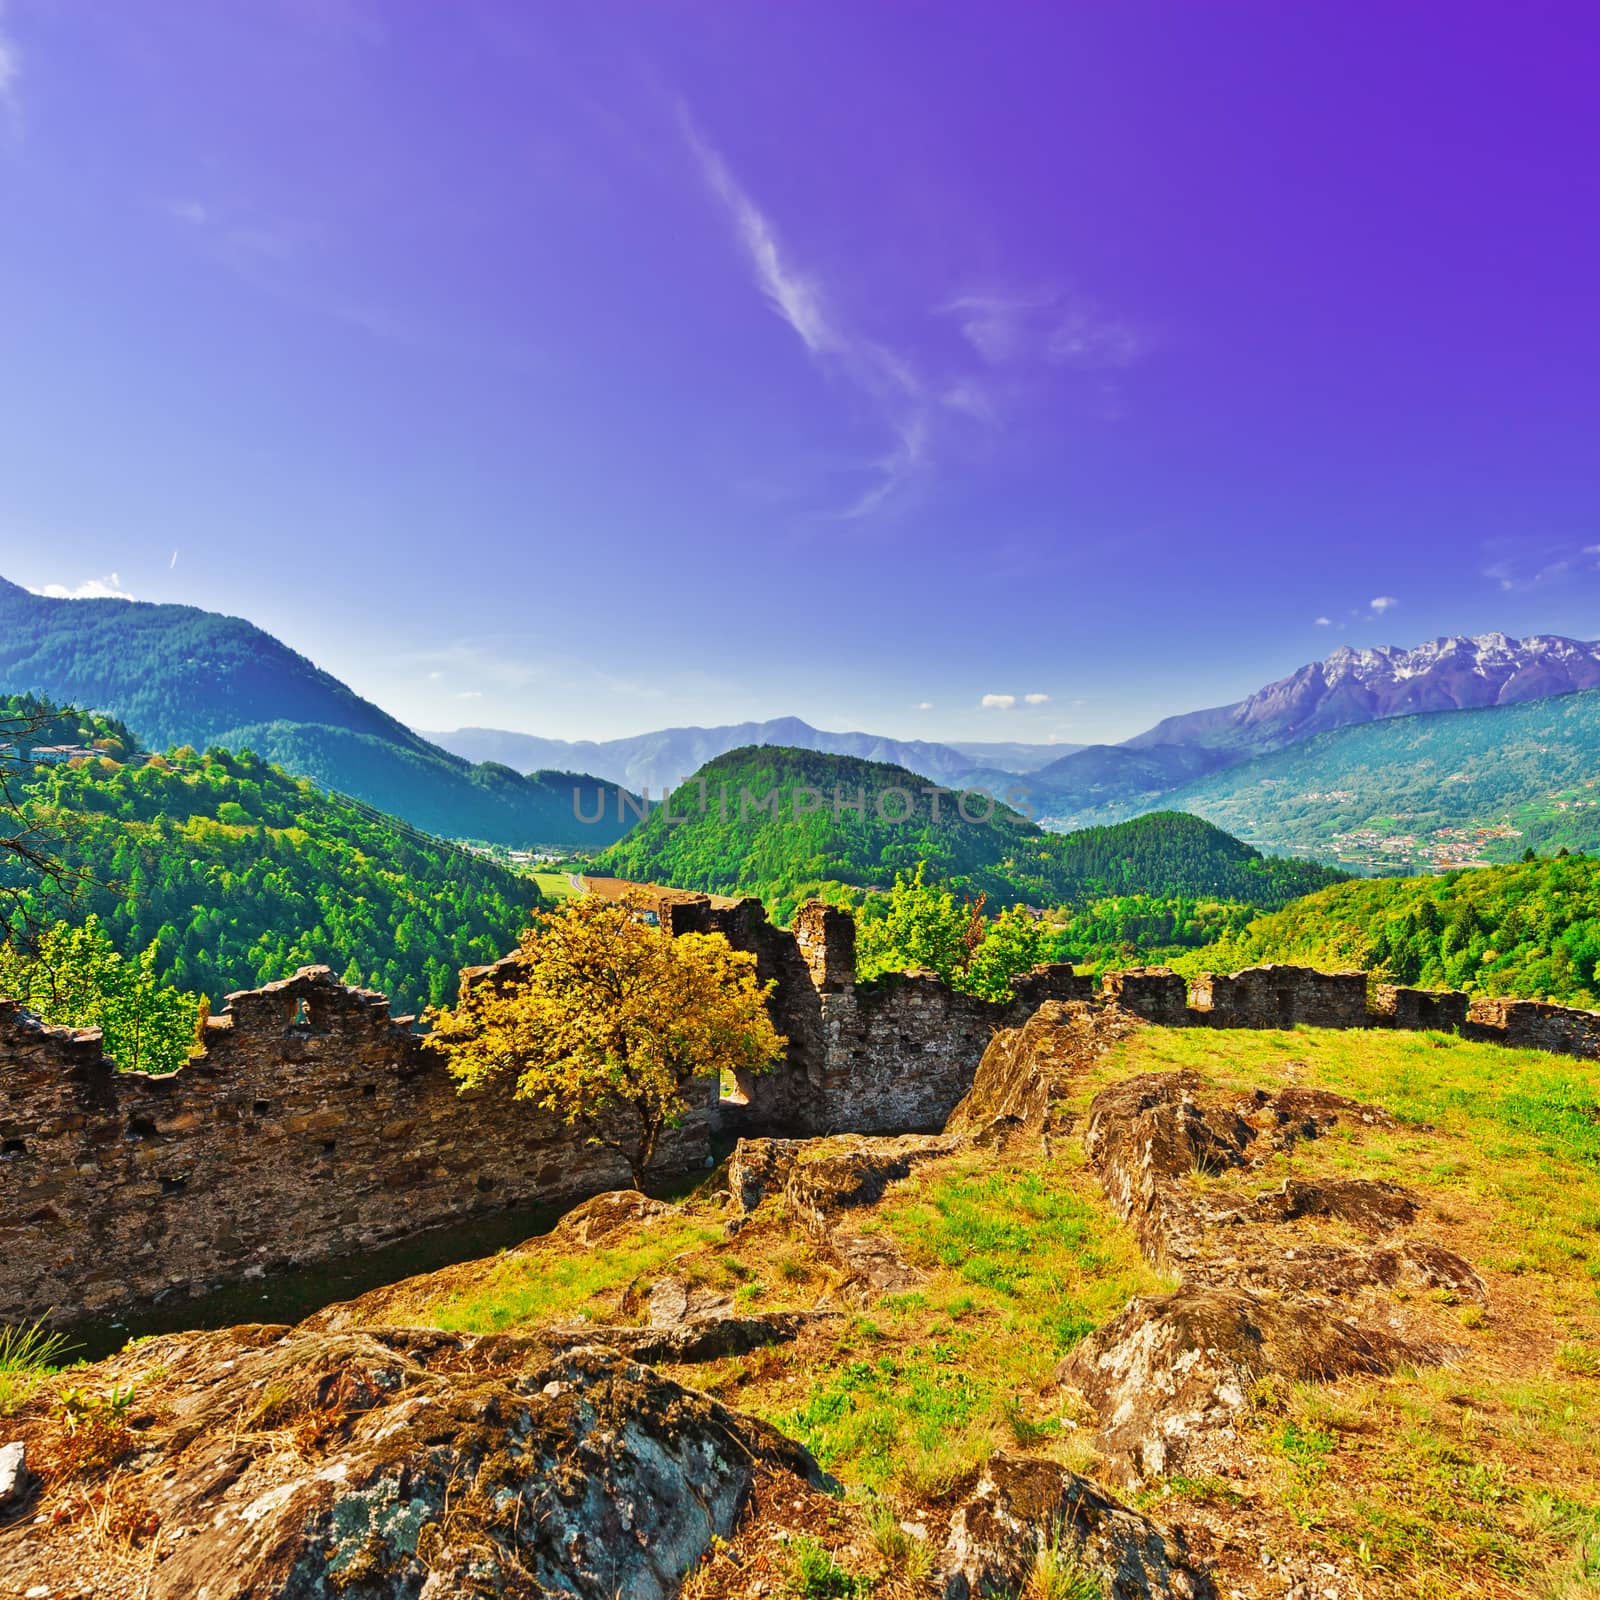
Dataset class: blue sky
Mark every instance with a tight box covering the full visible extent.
[1,2,1597,743]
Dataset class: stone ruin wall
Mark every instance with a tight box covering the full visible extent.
[6,891,1600,1329]
[0,969,715,1329]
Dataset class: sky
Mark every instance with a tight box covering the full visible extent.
[1,2,1598,745]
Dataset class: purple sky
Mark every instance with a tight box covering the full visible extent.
[2,2,1598,744]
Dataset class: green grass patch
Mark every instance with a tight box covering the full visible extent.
[769,1153,1161,1493]
[415,1218,724,1332]
[0,1320,76,1415]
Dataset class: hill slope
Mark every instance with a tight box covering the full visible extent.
[1159,686,1600,870]
[1177,855,1600,1008]
[2,702,539,1011]
[0,578,627,847]
[595,745,1342,918]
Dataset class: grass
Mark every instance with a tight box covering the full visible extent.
[0,1320,76,1416]
[763,1151,1163,1496]
[1025,1525,1105,1600]
[532,870,580,900]
[410,1217,725,1332]
[334,1019,1600,1596]
[785,1535,870,1599]
[1084,1025,1600,1596]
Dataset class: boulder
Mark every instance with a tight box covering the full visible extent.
[1059,1286,1439,1483]
[941,1452,1216,1600]
[726,1138,803,1213]
[0,1441,32,1517]
[0,1324,831,1600]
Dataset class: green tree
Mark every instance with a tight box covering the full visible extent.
[856,862,1061,1000]
[426,893,784,1189]
[0,917,205,1073]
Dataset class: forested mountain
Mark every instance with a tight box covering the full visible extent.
[1158,687,1600,870]
[595,745,1342,921]
[425,715,998,795]
[1176,855,1600,1009]
[0,578,627,847]
[1,700,539,1011]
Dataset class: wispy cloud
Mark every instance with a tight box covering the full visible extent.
[1314,615,1333,626]
[29,572,136,601]
[679,105,938,519]
[679,105,1151,521]
[1484,540,1594,592]
[980,693,1017,710]
[680,116,835,356]
[916,701,933,711]
[0,1,21,124]
[1369,595,1399,614]
[1024,692,1050,705]
[943,290,1151,371]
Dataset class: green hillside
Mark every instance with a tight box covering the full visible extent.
[0,578,628,848]
[1160,687,1600,871]
[1175,855,1600,1009]
[1,699,539,1011]
[596,745,1343,920]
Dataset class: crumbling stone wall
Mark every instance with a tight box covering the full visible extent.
[1464,995,1600,1057]
[9,890,1600,1330]
[0,968,713,1328]
[718,898,1092,1136]
[1190,964,1369,1030]
[1100,968,1190,1027]
[1373,984,1470,1032]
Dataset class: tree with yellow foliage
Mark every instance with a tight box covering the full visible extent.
[426,893,783,1189]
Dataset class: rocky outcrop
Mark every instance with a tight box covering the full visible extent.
[941,1452,1216,1600]
[1060,1068,1479,1483]
[0,1324,831,1600]
[781,1134,962,1299]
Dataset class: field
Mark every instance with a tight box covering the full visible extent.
[301,1022,1600,1598]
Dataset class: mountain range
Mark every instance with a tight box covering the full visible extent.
[0,577,629,847]
[1020,632,1600,828]
[422,717,1037,796]
[4,569,1597,865]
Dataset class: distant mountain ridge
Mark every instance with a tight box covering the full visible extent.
[1161,684,1600,870]
[0,577,628,847]
[1125,632,1600,752]
[424,716,1011,796]
[1027,632,1600,826]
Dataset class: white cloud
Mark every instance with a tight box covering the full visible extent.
[980,693,1017,711]
[455,690,482,700]
[1314,616,1332,626]
[1023,692,1050,705]
[29,573,136,601]
[680,111,837,357]
[916,701,933,711]
[680,104,933,519]
[169,548,180,569]
[168,199,209,227]
[0,4,19,115]
[944,290,1150,371]
[1369,596,1399,614]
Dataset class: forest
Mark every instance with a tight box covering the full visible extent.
[596,745,1343,921]
[1177,853,1600,1008]
[1,698,541,1015]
